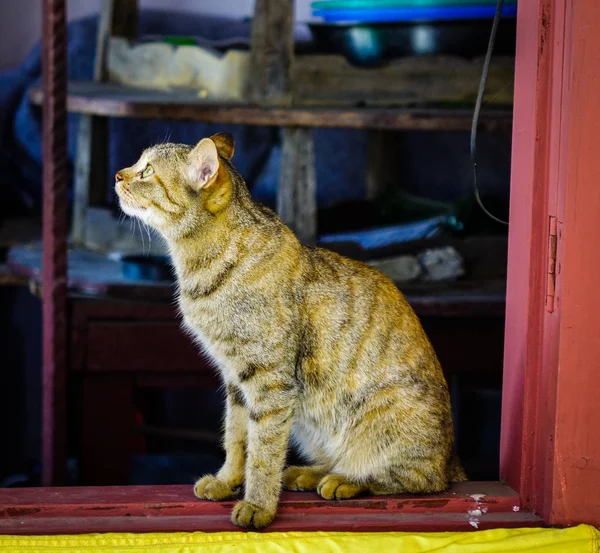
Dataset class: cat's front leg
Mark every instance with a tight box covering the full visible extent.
[231,380,296,529]
[194,383,247,501]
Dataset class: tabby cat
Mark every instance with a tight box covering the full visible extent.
[115,133,466,529]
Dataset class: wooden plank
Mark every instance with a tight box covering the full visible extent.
[529,0,569,524]
[104,40,513,108]
[0,482,536,534]
[278,127,317,244]
[29,82,513,131]
[501,0,554,505]
[0,511,542,534]
[549,0,600,526]
[247,0,294,105]
[0,482,519,514]
[504,0,600,527]
[0,482,540,534]
[293,55,514,107]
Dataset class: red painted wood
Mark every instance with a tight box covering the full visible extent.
[41,0,68,486]
[530,0,570,522]
[549,0,600,525]
[500,0,567,511]
[0,482,518,514]
[503,0,600,527]
[0,483,535,534]
[69,299,180,371]
[86,322,215,373]
[501,0,539,500]
[0,512,542,535]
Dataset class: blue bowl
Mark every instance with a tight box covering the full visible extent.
[313,5,517,23]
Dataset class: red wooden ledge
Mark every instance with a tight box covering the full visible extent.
[0,482,541,534]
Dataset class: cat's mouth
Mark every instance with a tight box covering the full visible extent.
[116,185,148,215]
[118,194,149,218]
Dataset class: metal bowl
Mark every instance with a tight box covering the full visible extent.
[308,20,517,67]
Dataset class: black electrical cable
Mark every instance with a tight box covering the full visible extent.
[470,0,509,225]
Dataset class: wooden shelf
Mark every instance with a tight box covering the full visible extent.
[8,243,506,317]
[30,82,513,131]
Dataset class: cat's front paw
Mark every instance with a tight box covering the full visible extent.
[231,500,276,529]
[194,475,240,501]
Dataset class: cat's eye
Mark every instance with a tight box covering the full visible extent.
[141,164,154,178]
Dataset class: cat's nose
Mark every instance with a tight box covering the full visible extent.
[115,171,124,183]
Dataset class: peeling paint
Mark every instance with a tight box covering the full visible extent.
[409,499,450,509]
[3,507,41,517]
[144,504,186,510]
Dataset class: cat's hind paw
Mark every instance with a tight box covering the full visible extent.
[231,500,275,529]
[193,475,240,501]
[317,474,367,500]
[282,465,327,491]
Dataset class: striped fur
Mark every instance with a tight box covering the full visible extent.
[115,133,466,529]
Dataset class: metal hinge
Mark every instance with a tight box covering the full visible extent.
[546,216,558,313]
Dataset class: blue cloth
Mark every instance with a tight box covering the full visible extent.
[0,10,367,214]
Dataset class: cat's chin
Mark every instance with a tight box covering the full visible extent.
[119,200,148,220]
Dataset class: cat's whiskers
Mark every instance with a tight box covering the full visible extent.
[136,218,146,255]
[142,221,152,254]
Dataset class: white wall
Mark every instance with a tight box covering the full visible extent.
[0,0,313,71]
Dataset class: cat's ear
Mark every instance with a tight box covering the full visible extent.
[210,132,235,160]
[188,138,220,190]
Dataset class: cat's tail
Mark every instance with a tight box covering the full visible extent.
[449,451,468,482]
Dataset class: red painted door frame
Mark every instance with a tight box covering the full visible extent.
[30,0,600,531]
[502,0,600,525]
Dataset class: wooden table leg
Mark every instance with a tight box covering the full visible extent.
[80,374,137,485]
[278,127,317,245]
